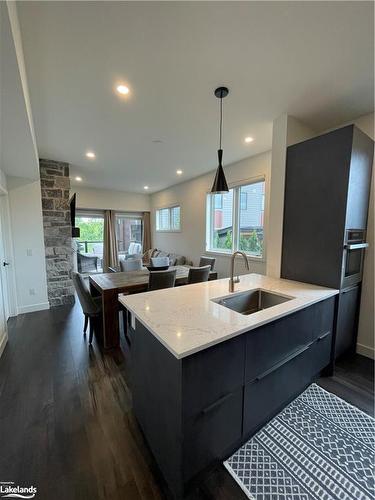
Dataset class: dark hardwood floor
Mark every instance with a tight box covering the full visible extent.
[0,301,373,500]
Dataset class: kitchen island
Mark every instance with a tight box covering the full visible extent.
[119,274,339,498]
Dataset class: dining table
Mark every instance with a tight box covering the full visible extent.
[89,265,218,349]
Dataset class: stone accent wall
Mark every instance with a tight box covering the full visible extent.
[40,159,75,307]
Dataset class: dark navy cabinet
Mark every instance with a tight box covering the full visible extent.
[243,344,311,438]
[281,125,373,290]
[335,285,361,358]
[281,125,373,358]
[183,387,243,481]
[131,297,336,498]
[244,305,314,383]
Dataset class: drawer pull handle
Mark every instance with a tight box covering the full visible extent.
[201,393,233,415]
[345,243,369,250]
[255,343,312,382]
[317,331,331,342]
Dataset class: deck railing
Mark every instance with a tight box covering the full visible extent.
[77,240,103,254]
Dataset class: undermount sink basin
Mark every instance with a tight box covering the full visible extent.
[212,289,292,315]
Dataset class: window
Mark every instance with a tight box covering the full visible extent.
[156,205,181,231]
[75,211,105,271]
[209,191,234,253]
[214,195,223,210]
[206,179,265,258]
[240,191,247,211]
[76,212,104,255]
[115,214,143,255]
[238,181,264,256]
[170,206,181,230]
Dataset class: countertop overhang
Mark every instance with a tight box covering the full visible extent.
[119,273,339,359]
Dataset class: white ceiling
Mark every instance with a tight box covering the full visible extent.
[17,1,374,193]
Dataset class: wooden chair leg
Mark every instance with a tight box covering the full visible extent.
[89,317,94,344]
[83,314,89,334]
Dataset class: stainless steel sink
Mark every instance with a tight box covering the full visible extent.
[212,289,292,315]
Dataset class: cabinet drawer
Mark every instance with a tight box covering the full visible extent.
[182,335,245,420]
[311,297,335,341]
[245,306,314,383]
[183,388,243,482]
[311,331,332,375]
[243,345,311,438]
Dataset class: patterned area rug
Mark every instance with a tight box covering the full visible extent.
[224,384,374,500]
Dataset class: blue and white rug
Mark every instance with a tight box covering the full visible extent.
[224,384,374,500]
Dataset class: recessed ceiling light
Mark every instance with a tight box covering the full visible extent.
[143,185,149,190]
[116,84,130,95]
[176,169,183,175]
[86,151,96,159]
[75,176,82,182]
[245,136,254,143]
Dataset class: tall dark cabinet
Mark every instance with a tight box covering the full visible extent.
[281,125,373,358]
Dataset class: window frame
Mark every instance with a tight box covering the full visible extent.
[155,204,182,232]
[205,176,266,261]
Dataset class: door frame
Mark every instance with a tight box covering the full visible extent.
[0,187,17,319]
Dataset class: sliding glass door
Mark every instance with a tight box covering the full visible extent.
[74,211,144,272]
[75,211,104,272]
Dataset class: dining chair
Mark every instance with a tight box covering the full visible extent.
[187,265,211,284]
[120,258,143,272]
[199,256,216,271]
[150,256,170,268]
[72,272,102,344]
[148,269,177,291]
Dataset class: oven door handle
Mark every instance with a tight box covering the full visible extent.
[345,243,369,250]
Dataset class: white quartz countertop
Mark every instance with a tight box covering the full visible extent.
[119,273,339,359]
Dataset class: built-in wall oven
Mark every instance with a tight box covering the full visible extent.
[341,229,368,289]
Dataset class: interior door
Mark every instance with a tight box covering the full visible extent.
[0,196,10,328]
[0,218,7,346]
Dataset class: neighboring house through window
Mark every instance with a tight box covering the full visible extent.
[115,213,143,255]
[206,179,265,258]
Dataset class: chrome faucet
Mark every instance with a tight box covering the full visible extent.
[229,251,250,292]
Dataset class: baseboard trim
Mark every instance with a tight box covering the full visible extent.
[356,342,375,360]
[0,331,8,359]
[17,302,50,314]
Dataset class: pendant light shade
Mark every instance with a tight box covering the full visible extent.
[211,150,229,193]
[211,87,229,194]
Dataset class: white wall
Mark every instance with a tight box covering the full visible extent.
[151,151,271,278]
[267,114,316,277]
[73,186,150,213]
[350,113,374,359]
[7,176,49,314]
[0,1,49,324]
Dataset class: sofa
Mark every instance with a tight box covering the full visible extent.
[142,249,192,267]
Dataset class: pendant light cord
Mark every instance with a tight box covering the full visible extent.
[219,93,223,150]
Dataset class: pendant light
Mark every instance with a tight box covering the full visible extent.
[210,86,229,193]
